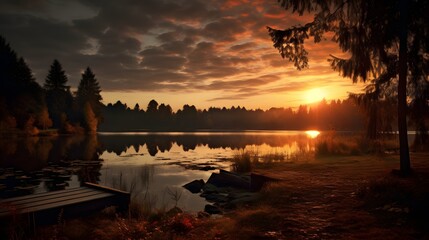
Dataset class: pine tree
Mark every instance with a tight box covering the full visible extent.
[0,35,19,127]
[0,35,18,96]
[13,58,46,127]
[44,59,72,128]
[1,36,47,129]
[44,59,68,92]
[76,67,103,131]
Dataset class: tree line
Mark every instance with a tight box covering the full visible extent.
[0,36,103,134]
[101,98,365,131]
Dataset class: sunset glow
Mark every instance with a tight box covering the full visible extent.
[304,88,327,104]
[0,0,364,110]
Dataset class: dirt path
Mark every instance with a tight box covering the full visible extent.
[249,153,429,239]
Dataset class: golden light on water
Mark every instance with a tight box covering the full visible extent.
[305,130,320,139]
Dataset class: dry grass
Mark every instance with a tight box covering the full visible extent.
[315,133,400,156]
[205,149,428,239]
[231,149,290,173]
[31,208,200,240]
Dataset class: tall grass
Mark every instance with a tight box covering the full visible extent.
[230,149,289,173]
[231,150,254,173]
[315,132,400,156]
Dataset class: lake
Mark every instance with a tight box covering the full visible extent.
[0,130,404,212]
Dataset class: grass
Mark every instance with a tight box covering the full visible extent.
[241,152,429,239]
[230,149,290,173]
[357,172,429,221]
[315,132,401,156]
[28,205,200,240]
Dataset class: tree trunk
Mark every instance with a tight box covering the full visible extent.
[367,103,377,139]
[398,0,411,174]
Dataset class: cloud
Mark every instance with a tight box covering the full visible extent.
[203,18,246,42]
[202,74,280,90]
[0,0,356,108]
[229,42,257,51]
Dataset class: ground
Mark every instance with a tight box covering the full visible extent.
[187,152,429,239]
[14,152,429,240]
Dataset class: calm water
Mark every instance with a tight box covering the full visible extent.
[0,130,332,211]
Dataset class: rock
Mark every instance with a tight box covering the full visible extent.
[204,204,222,214]
[206,170,250,190]
[250,173,279,191]
[228,192,260,204]
[183,179,205,193]
[202,193,229,203]
[202,183,219,194]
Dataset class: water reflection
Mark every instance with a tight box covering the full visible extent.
[305,130,320,139]
[98,131,318,157]
[1,131,321,210]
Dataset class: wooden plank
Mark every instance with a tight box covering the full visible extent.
[0,187,87,202]
[84,182,129,195]
[1,191,113,214]
[0,183,130,225]
[0,188,100,206]
[20,192,114,214]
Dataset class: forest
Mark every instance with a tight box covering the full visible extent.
[101,98,365,131]
[0,36,102,134]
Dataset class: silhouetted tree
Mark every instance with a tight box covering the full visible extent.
[158,103,173,129]
[113,101,127,111]
[133,103,140,111]
[99,98,364,132]
[147,99,159,113]
[0,36,18,105]
[268,0,429,174]
[13,58,46,129]
[76,67,103,131]
[44,59,73,128]
[0,36,47,130]
[145,99,159,129]
[176,104,198,130]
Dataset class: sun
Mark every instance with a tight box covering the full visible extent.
[304,88,326,104]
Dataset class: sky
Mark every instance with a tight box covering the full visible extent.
[0,0,365,111]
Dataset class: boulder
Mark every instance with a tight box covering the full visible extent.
[202,183,219,194]
[228,192,260,204]
[182,179,205,193]
[206,170,250,190]
[204,204,222,214]
[202,193,229,203]
[250,173,279,191]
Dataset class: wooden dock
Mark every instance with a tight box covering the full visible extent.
[0,182,130,225]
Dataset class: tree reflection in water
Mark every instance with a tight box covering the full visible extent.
[0,131,319,200]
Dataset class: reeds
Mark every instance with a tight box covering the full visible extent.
[230,149,290,173]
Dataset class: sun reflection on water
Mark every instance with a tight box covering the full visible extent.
[305,130,320,139]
